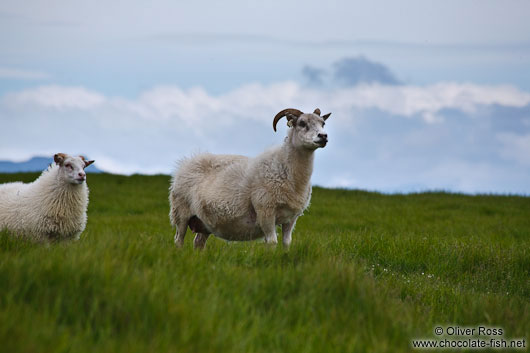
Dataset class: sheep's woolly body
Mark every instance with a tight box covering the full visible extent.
[0,164,89,241]
[169,109,329,247]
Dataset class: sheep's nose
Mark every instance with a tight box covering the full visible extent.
[318,133,328,140]
[78,172,86,178]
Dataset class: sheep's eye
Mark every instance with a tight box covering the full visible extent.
[298,121,306,128]
[65,164,72,169]
[322,122,325,127]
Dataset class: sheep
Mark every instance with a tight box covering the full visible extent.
[169,107,331,249]
[0,153,95,241]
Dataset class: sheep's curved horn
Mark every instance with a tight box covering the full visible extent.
[313,108,321,116]
[273,108,304,132]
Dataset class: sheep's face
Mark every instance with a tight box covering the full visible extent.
[54,153,95,185]
[291,113,329,150]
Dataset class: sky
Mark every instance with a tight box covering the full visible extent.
[1,0,530,194]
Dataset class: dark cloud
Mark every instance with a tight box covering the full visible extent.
[301,65,326,86]
[302,56,400,87]
[333,56,400,86]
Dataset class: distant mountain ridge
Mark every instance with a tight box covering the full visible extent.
[0,156,103,173]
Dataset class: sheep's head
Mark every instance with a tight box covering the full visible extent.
[273,108,331,150]
[54,153,95,185]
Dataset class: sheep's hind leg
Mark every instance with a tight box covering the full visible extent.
[193,233,210,250]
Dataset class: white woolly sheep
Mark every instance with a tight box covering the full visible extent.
[0,153,95,241]
[169,107,331,249]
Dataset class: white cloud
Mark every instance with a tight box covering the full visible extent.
[331,82,530,123]
[91,155,168,175]
[0,67,51,80]
[0,147,53,162]
[5,81,529,124]
[317,175,358,189]
[3,85,105,110]
[1,81,530,194]
[135,86,220,123]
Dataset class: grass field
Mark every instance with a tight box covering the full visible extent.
[1,173,529,352]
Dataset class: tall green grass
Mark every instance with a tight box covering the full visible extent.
[1,173,528,352]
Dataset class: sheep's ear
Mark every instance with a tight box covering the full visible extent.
[79,155,94,168]
[54,153,67,166]
[322,112,331,121]
[286,114,298,128]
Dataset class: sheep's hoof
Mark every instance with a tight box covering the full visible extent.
[193,233,209,250]
[174,236,184,248]
[264,236,278,245]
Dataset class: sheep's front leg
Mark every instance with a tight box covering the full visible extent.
[257,212,277,244]
[281,218,297,248]
[193,233,210,250]
[174,222,188,247]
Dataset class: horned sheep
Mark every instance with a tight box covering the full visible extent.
[169,108,331,249]
[0,153,95,241]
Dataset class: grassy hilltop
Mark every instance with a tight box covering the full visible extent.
[0,173,529,352]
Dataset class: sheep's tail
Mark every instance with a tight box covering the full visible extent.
[168,175,183,227]
[169,200,179,227]
[168,158,194,228]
